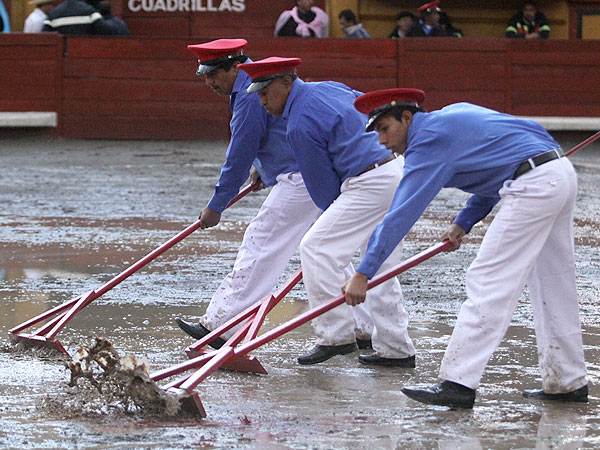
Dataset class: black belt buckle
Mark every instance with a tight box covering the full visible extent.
[513,148,563,180]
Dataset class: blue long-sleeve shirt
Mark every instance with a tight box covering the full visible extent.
[357,102,560,278]
[283,79,391,210]
[207,66,297,212]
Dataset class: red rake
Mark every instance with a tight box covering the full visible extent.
[184,267,303,375]
[150,240,453,417]
[8,182,259,356]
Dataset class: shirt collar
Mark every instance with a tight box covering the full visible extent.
[231,58,252,97]
[230,58,252,110]
[283,78,305,121]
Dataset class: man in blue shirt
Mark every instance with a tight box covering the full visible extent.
[238,57,416,367]
[344,88,588,408]
[176,40,374,349]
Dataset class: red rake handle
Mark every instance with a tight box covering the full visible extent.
[565,130,600,157]
[9,182,258,339]
[92,181,259,299]
[235,240,453,357]
[175,241,453,392]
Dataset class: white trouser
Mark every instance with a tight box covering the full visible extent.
[201,172,373,338]
[440,158,587,392]
[299,157,415,358]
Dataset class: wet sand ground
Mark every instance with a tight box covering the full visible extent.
[1,132,599,449]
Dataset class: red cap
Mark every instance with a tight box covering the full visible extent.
[417,0,440,13]
[238,57,301,93]
[187,39,247,75]
[354,88,426,132]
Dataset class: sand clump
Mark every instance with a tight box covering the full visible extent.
[39,337,199,418]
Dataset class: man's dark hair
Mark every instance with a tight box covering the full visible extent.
[523,1,536,8]
[220,55,249,72]
[384,105,426,122]
[338,9,357,24]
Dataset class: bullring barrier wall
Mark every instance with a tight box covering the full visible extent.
[2,34,599,139]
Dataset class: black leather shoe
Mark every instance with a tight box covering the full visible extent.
[522,384,588,402]
[356,338,372,349]
[358,353,415,368]
[297,343,358,365]
[402,380,476,409]
[175,318,226,349]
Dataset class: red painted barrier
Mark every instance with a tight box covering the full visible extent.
[0,33,62,114]
[2,34,599,139]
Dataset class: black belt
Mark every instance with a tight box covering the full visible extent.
[359,153,399,176]
[513,148,564,179]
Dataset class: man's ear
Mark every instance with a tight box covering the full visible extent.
[401,110,414,127]
[282,75,294,91]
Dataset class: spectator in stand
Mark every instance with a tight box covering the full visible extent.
[274,0,329,38]
[388,11,416,38]
[439,11,463,37]
[406,0,447,37]
[338,9,371,39]
[506,1,550,39]
[24,0,57,33]
[98,0,130,36]
[0,0,10,32]
[42,0,111,35]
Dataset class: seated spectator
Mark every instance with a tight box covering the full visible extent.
[24,0,57,33]
[439,11,463,37]
[506,1,550,39]
[42,0,109,35]
[406,0,447,37]
[274,0,329,38]
[338,9,371,39]
[98,0,130,35]
[0,0,10,32]
[388,11,416,38]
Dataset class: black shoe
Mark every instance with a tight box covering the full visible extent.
[522,384,588,402]
[358,353,415,368]
[402,380,476,409]
[356,338,372,349]
[175,318,226,349]
[297,343,358,365]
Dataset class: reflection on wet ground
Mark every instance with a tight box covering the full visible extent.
[1,133,599,449]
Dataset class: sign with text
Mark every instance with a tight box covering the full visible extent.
[120,0,326,39]
[127,0,246,13]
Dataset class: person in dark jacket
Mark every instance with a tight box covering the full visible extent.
[505,1,550,39]
[439,11,463,37]
[388,11,416,39]
[406,0,447,37]
[42,0,111,35]
[98,0,130,36]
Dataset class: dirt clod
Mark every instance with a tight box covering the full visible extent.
[40,337,200,418]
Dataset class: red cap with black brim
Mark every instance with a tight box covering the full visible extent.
[187,38,247,75]
[354,88,426,132]
[238,57,301,93]
[418,0,440,13]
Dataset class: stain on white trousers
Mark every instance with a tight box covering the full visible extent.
[299,157,416,358]
[440,157,587,392]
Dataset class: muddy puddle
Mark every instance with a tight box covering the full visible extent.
[1,133,599,449]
